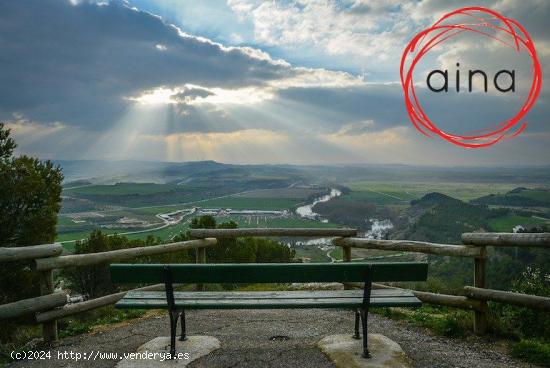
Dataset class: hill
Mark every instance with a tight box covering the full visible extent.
[394,193,505,244]
[471,187,550,208]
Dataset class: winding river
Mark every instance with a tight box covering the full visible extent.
[295,188,342,220]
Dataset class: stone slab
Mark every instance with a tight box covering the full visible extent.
[317,334,410,368]
[116,335,220,367]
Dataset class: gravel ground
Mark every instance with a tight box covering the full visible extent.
[8,309,539,368]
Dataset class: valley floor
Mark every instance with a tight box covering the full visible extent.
[9,309,538,368]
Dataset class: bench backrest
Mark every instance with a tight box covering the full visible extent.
[110,262,428,284]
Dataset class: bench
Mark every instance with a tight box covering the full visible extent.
[110,262,428,359]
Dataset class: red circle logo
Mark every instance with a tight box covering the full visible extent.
[400,7,542,148]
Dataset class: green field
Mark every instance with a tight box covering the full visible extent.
[346,181,520,201]
[64,183,176,195]
[214,215,339,229]
[57,214,339,252]
[197,197,301,210]
[127,205,192,216]
[340,190,410,205]
[235,188,325,198]
[515,189,550,204]
[489,215,547,232]
[293,246,331,262]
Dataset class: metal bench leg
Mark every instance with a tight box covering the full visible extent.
[360,308,371,358]
[353,308,361,339]
[168,310,179,358]
[361,265,372,359]
[164,265,179,359]
[180,310,187,341]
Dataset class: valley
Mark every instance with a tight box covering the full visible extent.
[56,161,550,264]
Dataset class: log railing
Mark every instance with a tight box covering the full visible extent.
[0,238,217,342]
[191,229,550,335]
[1,229,549,343]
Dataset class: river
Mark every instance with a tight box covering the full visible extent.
[295,188,342,220]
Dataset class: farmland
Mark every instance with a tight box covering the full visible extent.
[488,214,546,232]
[345,181,518,202]
[57,183,333,247]
[56,161,550,256]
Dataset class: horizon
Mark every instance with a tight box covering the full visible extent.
[53,158,550,170]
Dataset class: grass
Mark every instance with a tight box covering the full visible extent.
[235,188,325,199]
[373,305,473,338]
[58,307,146,338]
[198,197,301,210]
[64,183,176,196]
[510,339,550,366]
[329,247,343,261]
[489,215,546,232]
[294,245,331,262]
[340,190,408,205]
[516,189,550,204]
[374,304,550,366]
[346,181,519,201]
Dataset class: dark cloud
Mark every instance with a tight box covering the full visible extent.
[0,0,295,130]
[171,86,214,104]
[273,82,548,137]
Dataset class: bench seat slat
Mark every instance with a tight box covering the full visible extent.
[115,290,421,309]
[124,289,412,300]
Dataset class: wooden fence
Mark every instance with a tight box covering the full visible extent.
[1,228,549,342]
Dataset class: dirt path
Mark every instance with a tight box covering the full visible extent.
[8,309,538,368]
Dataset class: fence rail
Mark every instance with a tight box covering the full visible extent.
[462,232,550,247]
[0,243,63,262]
[465,286,550,310]
[1,229,549,343]
[0,292,67,320]
[333,237,482,258]
[33,238,216,271]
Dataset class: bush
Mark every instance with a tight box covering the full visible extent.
[62,231,193,299]
[494,266,550,339]
[62,230,133,298]
[176,215,295,264]
[510,340,550,367]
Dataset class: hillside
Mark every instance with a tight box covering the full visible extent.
[471,187,550,208]
[394,193,505,244]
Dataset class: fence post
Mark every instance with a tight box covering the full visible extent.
[195,246,206,291]
[343,245,351,290]
[39,270,58,343]
[473,246,488,335]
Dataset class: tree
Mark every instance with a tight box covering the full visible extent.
[177,215,295,263]
[63,230,192,298]
[62,230,126,299]
[0,123,63,342]
[0,123,16,160]
[0,124,63,304]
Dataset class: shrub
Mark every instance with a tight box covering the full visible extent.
[510,340,550,366]
[495,266,550,339]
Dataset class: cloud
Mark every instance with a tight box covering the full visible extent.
[0,0,358,132]
[227,0,412,65]
[1,0,549,165]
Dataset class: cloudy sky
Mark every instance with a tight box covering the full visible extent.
[0,0,548,165]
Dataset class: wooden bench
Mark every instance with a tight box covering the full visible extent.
[110,262,428,358]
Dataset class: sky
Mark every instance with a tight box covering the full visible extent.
[0,0,548,166]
